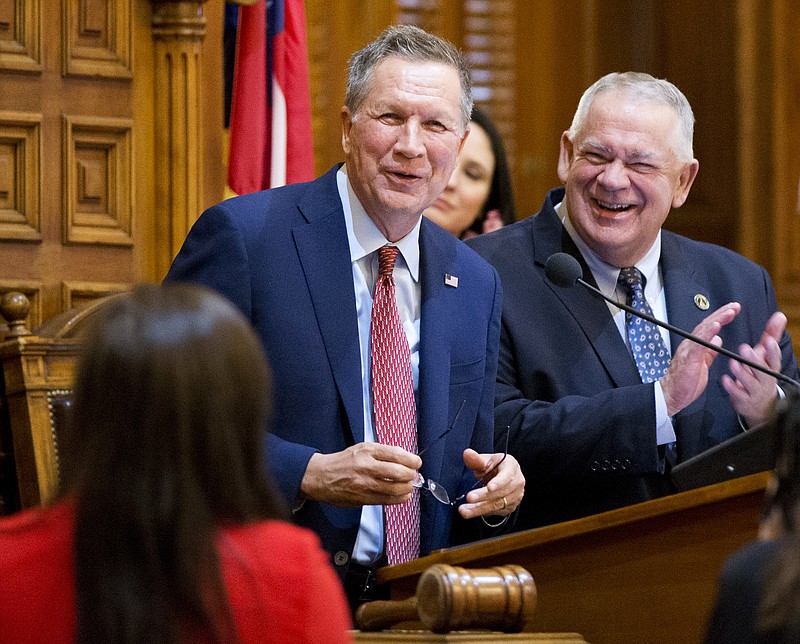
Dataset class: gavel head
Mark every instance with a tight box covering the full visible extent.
[416,563,537,633]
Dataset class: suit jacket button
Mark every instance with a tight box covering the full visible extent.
[590,461,600,471]
[612,459,621,470]
[622,459,631,470]
[601,460,611,471]
[333,551,350,567]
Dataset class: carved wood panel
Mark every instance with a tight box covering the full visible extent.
[62,0,132,78]
[0,111,41,241]
[61,280,129,310]
[62,114,133,246]
[0,0,41,73]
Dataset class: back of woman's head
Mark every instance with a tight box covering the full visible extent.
[65,283,276,515]
[63,283,285,644]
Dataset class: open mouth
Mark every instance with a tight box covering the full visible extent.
[389,170,421,181]
[595,198,635,213]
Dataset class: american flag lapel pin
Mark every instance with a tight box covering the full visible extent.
[444,273,459,288]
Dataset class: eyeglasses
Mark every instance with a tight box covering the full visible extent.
[413,401,509,506]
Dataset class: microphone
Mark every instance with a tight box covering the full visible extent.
[544,252,800,388]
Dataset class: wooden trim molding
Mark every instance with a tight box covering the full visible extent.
[150,0,207,277]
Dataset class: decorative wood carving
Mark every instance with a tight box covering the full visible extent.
[0,282,42,334]
[0,111,41,241]
[62,0,132,79]
[61,280,130,310]
[0,334,80,507]
[62,114,134,246]
[150,0,206,277]
[0,0,41,73]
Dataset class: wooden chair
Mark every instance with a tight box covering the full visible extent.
[0,291,128,513]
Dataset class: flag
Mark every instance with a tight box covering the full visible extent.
[227,0,314,194]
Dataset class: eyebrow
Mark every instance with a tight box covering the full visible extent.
[582,139,660,163]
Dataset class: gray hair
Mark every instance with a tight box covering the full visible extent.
[569,71,695,161]
[345,25,473,134]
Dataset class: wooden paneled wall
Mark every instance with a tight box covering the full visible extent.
[302,0,800,340]
[1,0,798,339]
[0,0,224,330]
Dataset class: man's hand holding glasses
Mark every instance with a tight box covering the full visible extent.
[413,403,525,526]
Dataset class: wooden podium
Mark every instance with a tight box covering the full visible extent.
[375,472,771,644]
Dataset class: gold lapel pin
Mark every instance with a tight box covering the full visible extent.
[694,294,710,311]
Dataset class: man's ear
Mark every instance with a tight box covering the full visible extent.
[341,106,353,155]
[671,159,700,208]
[557,131,574,184]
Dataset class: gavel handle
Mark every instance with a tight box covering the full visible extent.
[355,596,418,631]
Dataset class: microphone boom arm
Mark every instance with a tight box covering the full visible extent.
[576,277,800,389]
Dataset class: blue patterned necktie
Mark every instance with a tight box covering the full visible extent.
[618,267,676,464]
[617,267,670,383]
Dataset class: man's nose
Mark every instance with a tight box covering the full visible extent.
[395,122,425,158]
[597,160,630,190]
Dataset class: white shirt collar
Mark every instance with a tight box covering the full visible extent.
[556,200,662,300]
[337,165,421,282]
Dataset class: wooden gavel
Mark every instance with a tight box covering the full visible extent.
[355,563,537,633]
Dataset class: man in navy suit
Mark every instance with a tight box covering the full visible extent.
[166,25,524,609]
[468,72,798,531]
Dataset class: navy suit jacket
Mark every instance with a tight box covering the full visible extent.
[468,187,799,529]
[166,166,503,575]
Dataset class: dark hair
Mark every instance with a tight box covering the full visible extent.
[60,283,286,644]
[759,388,800,638]
[345,24,473,133]
[464,107,517,236]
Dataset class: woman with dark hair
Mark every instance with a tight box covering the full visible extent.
[705,388,800,644]
[0,284,352,643]
[424,106,517,239]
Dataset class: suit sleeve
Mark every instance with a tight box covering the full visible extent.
[164,204,318,504]
[494,320,662,482]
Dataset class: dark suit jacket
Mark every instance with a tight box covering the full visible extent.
[705,539,783,644]
[467,187,799,529]
[165,165,503,577]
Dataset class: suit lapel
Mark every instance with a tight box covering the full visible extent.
[532,201,641,388]
[417,221,456,462]
[292,169,365,442]
[417,221,463,556]
[661,233,714,451]
[661,233,709,350]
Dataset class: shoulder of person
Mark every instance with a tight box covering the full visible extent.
[665,231,765,272]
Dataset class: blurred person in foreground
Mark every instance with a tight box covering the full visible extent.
[0,284,353,644]
[424,106,516,239]
[468,71,798,531]
[706,388,800,644]
[165,24,524,612]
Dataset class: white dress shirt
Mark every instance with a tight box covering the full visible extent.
[337,166,422,564]
[557,201,677,447]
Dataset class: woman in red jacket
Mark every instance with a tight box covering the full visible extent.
[0,284,352,644]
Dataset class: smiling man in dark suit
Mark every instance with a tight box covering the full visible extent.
[165,25,524,611]
[468,71,798,531]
